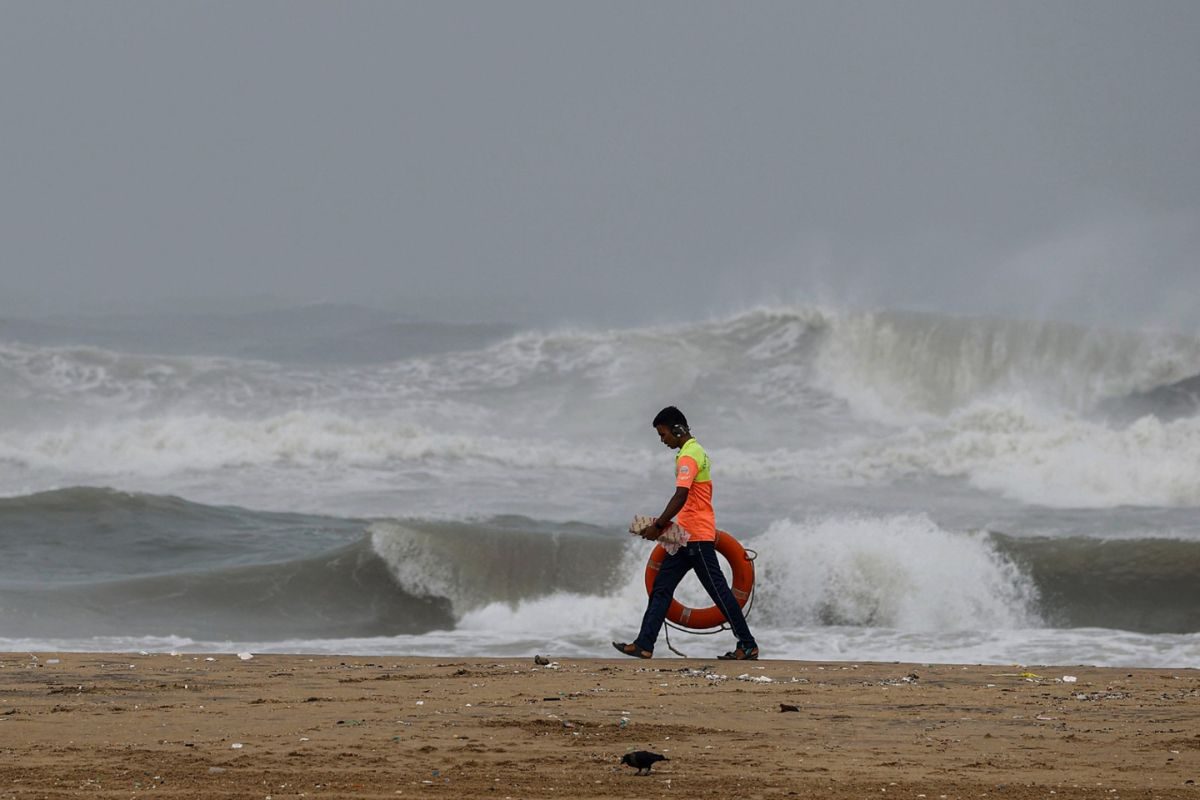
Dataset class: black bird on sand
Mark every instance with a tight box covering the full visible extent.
[621,750,668,775]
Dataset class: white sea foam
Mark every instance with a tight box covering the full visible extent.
[7,308,1199,420]
[370,521,478,615]
[750,514,1040,630]
[0,411,651,477]
[298,515,1196,666]
[455,547,653,638]
[3,626,1194,668]
[828,402,1200,507]
[439,513,1040,640]
[7,399,1200,514]
[813,310,1200,421]
[5,307,1200,513]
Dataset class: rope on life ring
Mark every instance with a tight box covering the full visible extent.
[643,529,756,635]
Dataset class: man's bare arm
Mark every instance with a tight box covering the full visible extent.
[637,487,689,540]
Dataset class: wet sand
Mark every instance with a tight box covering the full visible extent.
[1,653,1197,798]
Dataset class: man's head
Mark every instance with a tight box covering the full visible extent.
[652,406,690,449]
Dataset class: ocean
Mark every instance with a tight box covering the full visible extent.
[3,305,1199,667]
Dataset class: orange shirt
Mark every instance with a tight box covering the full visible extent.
[674,440,716,541]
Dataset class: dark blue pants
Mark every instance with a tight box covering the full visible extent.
[635,540,757,653]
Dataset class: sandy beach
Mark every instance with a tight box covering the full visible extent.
[0,653,1196,799]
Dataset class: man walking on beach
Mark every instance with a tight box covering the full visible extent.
[613,406,760,661]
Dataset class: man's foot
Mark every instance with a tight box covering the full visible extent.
[717,644,759,660]
[611,641,652,659]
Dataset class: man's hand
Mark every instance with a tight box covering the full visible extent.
[636,523,662,541]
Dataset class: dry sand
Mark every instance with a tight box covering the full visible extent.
[1,652,1197,798]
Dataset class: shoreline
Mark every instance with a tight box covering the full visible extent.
[1,653,1197,798]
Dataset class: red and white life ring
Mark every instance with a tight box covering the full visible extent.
[643,529,755,630]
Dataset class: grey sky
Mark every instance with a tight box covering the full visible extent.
[2,1,1197,327]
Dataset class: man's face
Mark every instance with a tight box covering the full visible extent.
[655,424,680,448]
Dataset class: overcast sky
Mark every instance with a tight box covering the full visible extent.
[2,1,1197,327]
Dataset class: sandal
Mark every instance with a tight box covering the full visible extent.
[717,644,759,661]
[611,641,653,659]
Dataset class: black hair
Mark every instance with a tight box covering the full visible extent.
[652,406,688,431]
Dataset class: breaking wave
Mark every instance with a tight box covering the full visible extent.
[2,490,1199,645]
